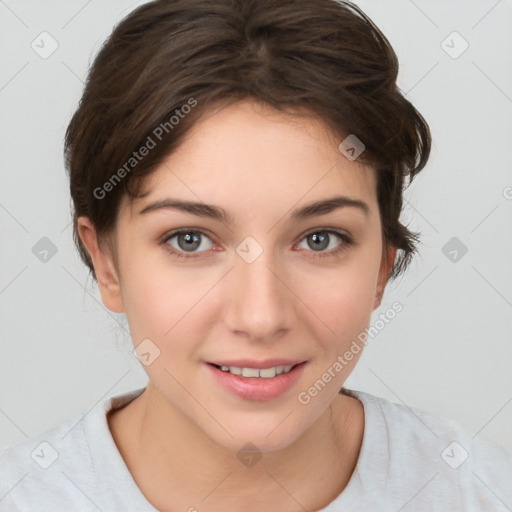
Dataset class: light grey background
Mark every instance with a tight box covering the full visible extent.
[1,0,511,454]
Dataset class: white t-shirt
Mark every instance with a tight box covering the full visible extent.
[1,387,511,511]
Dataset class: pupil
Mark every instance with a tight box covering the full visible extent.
[310,232,328,251]
[179,232,200,251]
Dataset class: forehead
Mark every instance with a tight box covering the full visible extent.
[124,100,377,218]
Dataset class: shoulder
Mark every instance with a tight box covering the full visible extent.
[345,389,512,511]
[0,387,147,511]
[0,413,96,511]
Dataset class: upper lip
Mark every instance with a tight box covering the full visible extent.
[206,358,307,369]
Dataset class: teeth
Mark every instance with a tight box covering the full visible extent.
[242,367,259,378]
[217,364,295,378]
[259,367,277,378]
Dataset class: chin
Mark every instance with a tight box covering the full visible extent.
[201,411,313,456]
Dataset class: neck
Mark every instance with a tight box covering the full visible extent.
[108,384,364,512]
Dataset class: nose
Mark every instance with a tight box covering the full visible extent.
[223,248,296,342]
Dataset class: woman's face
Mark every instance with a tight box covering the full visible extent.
[86,100,394,452]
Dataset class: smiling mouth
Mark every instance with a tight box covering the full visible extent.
[208,362,303,378]
[205,361,308,401]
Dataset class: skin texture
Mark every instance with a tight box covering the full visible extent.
[78,99,396,511]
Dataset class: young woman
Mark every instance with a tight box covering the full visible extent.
[1,0,510,510]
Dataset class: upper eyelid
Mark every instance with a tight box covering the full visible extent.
[162,227,212,240]
[301,227,349,238]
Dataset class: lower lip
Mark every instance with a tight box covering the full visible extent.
[205,362,307,401]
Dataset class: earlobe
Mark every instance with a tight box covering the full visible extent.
[373,245,397,310]
[76,216,125,314]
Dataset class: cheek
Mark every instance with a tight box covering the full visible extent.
[125,280,182,333]
[298,249,381,341]
[120,262,217,356]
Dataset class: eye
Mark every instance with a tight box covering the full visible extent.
[162,229,214,259]
[161,227,354,260]
[296,229,353,258]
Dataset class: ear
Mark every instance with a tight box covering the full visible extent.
[77,216,125,313]
[373,244,397,310]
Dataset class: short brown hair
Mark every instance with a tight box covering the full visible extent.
[64,0,431,282]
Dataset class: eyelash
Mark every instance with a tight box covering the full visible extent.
[161,228,354,260]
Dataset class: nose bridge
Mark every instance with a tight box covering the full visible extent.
[225,242,294,340]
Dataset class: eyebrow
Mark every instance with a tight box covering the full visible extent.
[138,195,370,223]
